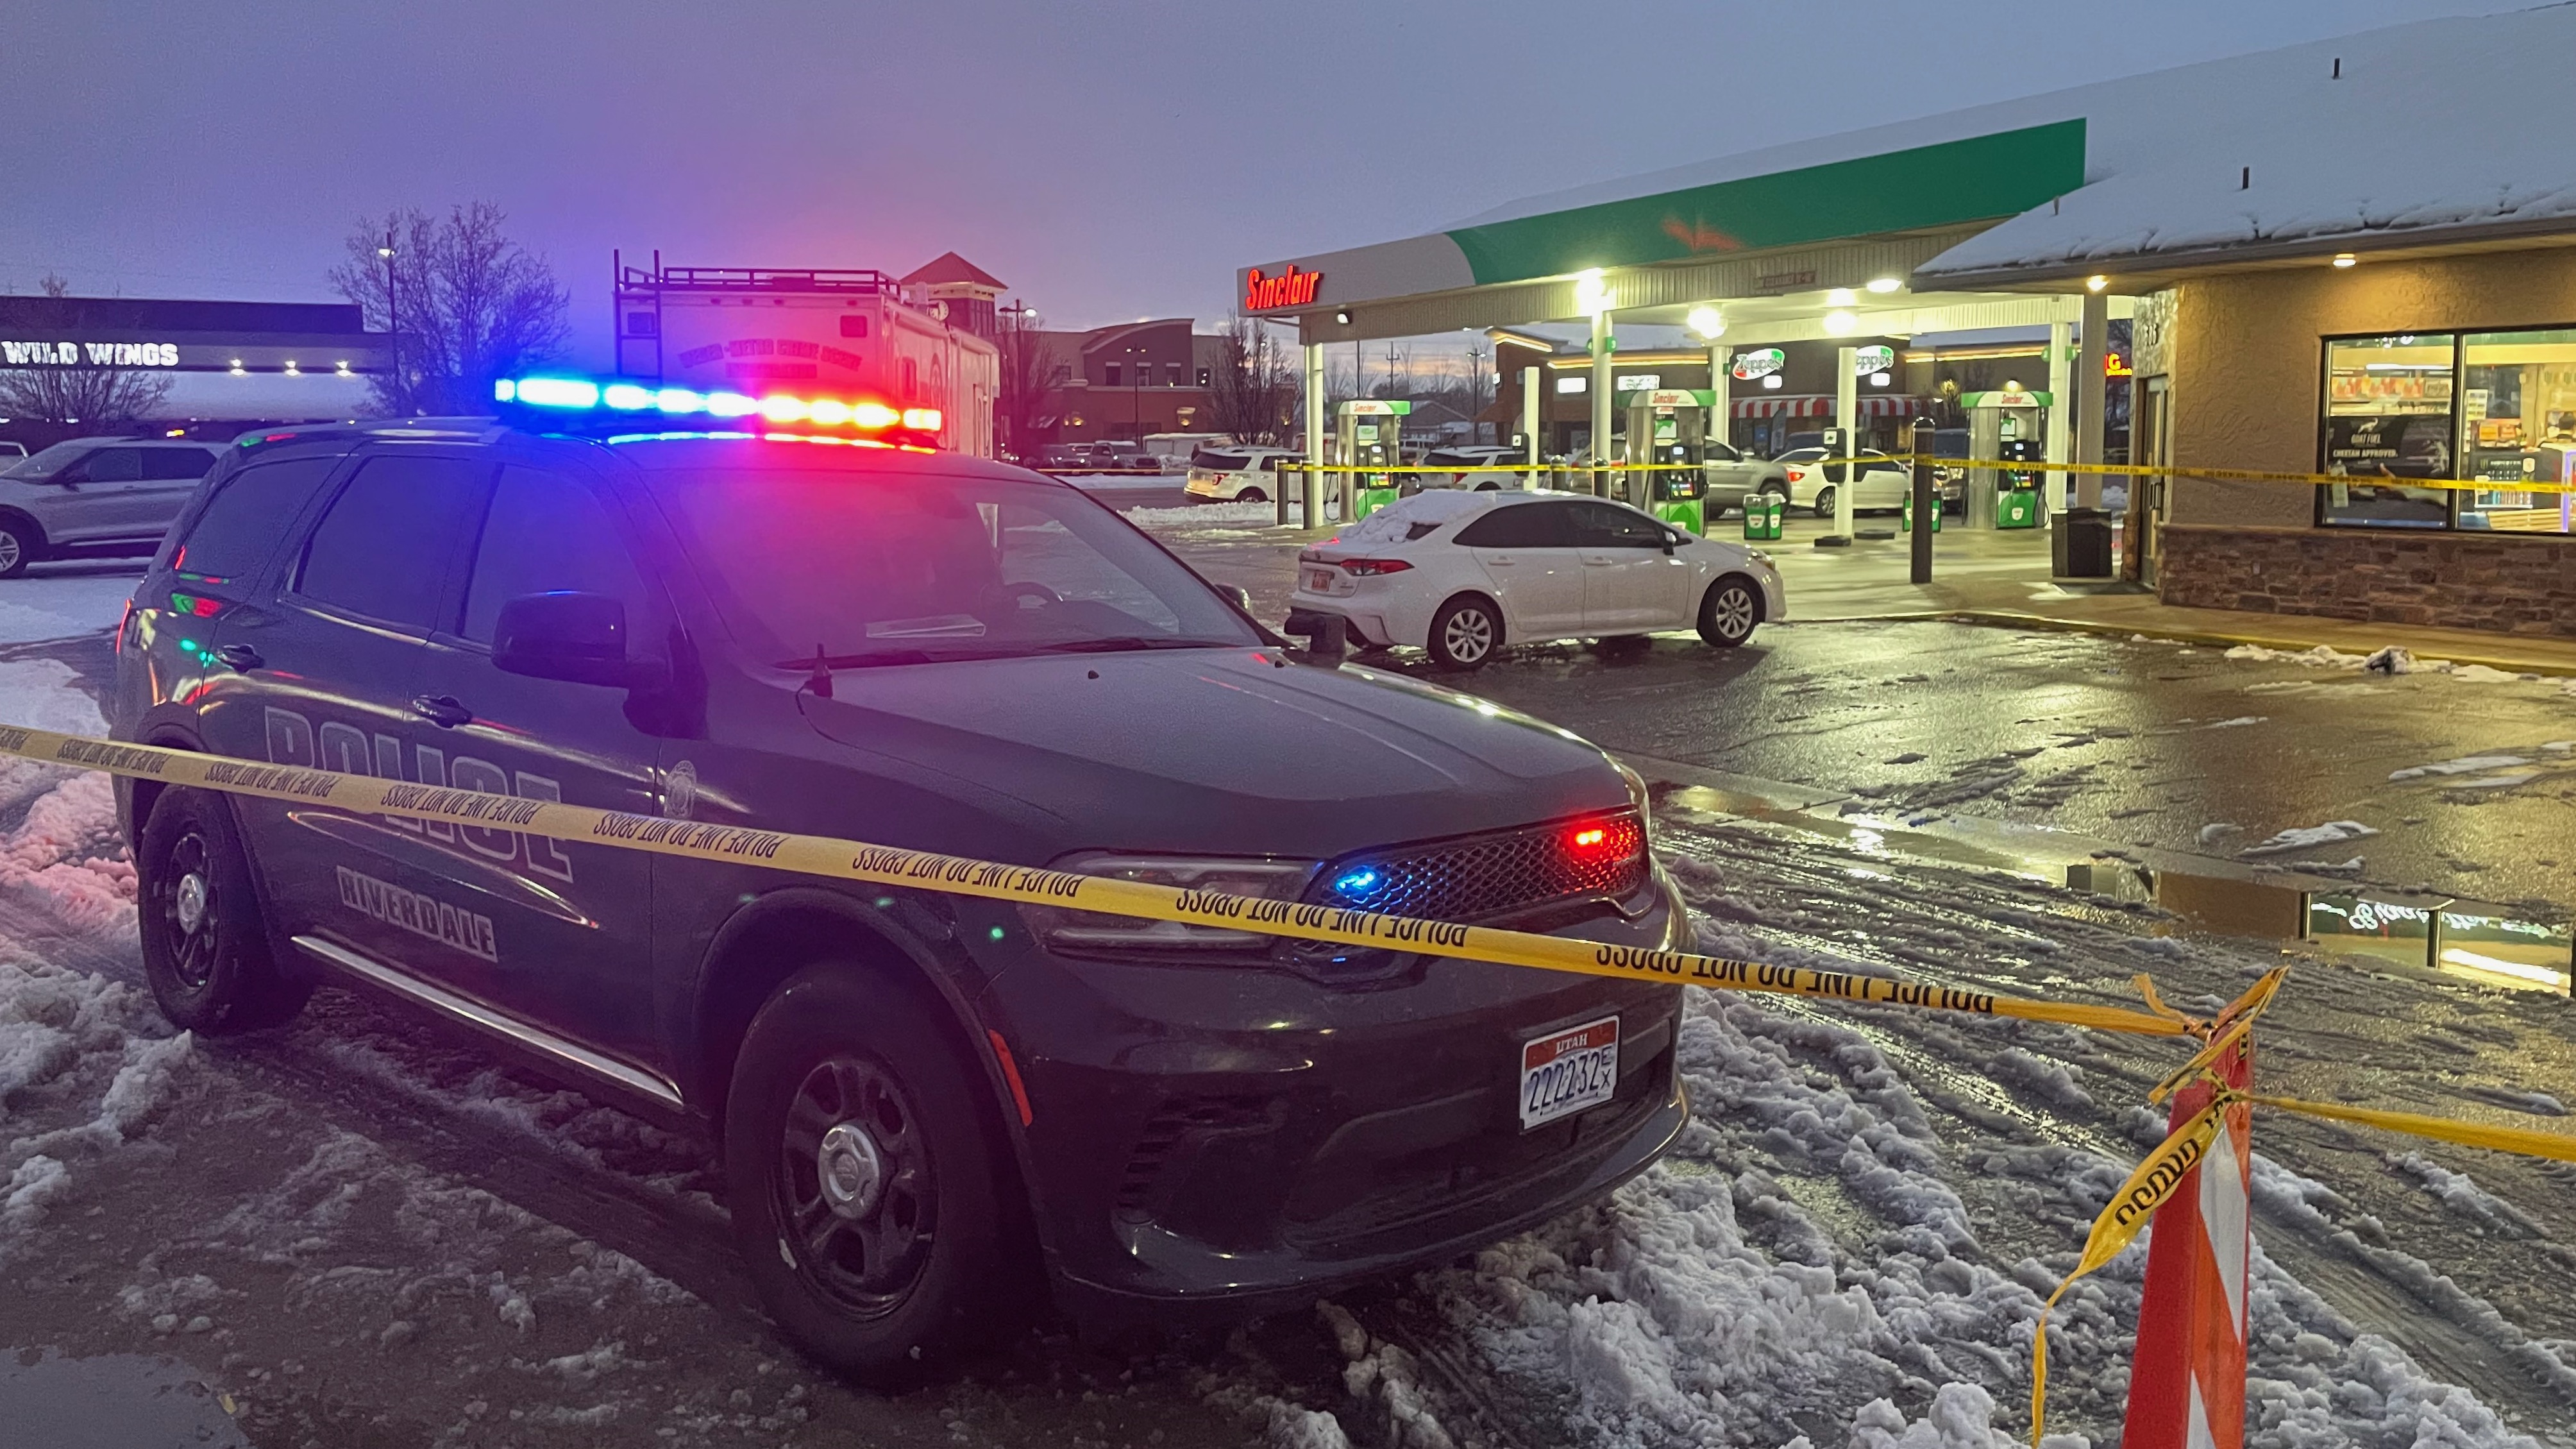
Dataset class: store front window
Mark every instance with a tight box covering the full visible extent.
[2320,334,2455,528]
[2461,328,2576,532]
[2319,328,2576,534]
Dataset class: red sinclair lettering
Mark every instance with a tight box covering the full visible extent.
[1244,266,1322,311]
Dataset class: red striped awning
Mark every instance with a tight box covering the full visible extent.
[1733,394,1917,419]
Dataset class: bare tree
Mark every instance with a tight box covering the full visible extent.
[1206,318,1296,445]
[993,300,1051,458]
[330,203,569,416]
[0,275,174,427]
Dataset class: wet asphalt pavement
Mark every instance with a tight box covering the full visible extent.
[1401,622,2576,917]
[1145,507,2576,920]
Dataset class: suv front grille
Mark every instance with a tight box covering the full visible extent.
[1309,812,1647,924]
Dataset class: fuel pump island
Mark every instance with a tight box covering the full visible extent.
[1334,398,1410,522]
[1620,387,1714,534]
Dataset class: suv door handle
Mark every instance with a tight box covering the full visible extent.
[212,643,262,672]
[408,694,473,729]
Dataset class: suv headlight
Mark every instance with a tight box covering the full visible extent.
[1018,854,1317,956]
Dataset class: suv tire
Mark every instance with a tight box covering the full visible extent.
[1427,595,1502,670]
[1237,486,1267,504]
[0,518,40,579]
[137,787,312,1032]
[1697,576,1760,648]
[725,963,1020,1385]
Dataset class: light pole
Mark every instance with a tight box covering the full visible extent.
[377,237,398,413]
[1122,344,1147,443]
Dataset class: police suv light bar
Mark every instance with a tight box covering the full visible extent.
[495,376,941,437]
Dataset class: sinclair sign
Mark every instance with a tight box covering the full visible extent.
[1243,265,1322,311]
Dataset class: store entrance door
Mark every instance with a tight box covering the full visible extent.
[2133,375,2172,585]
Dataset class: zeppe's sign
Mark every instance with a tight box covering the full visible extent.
[1730,348,1785,381]
[1852,345,1895,375]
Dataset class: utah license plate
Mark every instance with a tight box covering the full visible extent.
[1303,568,1336,591]
[1519,1015,1619,1130]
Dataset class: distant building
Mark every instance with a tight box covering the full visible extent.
[900,252,1007,343]
[1022,319,1227,444]
[0,294,384,447]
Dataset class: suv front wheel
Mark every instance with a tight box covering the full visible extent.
[724,963,1022,1384]
[137,787,312,1032]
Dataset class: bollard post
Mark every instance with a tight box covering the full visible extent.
[1910,419,1936,585]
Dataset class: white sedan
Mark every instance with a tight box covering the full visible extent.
[1286,489,1786,669]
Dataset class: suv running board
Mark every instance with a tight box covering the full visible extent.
[292,934,685,1110]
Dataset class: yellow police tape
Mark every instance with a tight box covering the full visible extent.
[2030,1095,2226,1445]
[2245,1092,2576,1163]
[3,722,2193,1038]
[1280,456,2576,496]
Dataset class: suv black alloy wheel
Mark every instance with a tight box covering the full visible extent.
[137,787,312,1032]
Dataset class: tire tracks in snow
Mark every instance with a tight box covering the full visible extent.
[1656,814,2576,1431]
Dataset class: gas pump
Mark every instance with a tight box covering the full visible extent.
[1962,386,2050,529]
[1335,400,1410,523]
[1622,387,1713,532]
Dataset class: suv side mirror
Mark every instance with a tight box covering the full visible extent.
[492,591,665,688]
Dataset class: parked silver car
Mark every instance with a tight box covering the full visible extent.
[0,437,224,576]
[1700,442,1790,516]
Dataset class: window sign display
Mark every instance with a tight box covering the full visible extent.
[2319,328,2576,534]
[2320,334,2455,528]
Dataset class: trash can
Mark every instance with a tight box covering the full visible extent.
[1901,489,1942,534]
[1997,489,2042,529]
[1742,493,1784,542]
[2053,507,2115,578]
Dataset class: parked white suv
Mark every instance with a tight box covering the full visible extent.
[1184,446,1303,502]
[1285,489,1784,669]
[0,437,224,576]
[1415,445,1530,491]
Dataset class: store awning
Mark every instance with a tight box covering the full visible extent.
[1733,394,1918,419]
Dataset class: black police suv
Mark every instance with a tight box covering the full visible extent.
[110,409,1688,1380]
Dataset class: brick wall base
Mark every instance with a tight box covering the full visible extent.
[2158,524,2576,637]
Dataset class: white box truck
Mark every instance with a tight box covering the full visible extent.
[612,261,998,457]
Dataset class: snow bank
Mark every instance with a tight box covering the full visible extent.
[2389,755,2532,782]
[2238,821,2377,858]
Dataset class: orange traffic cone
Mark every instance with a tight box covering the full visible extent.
[2122,1033,2253,1448]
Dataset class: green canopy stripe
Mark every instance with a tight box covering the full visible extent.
[1442,120,2088,287]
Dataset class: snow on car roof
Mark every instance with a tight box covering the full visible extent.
[1332,487,1498,543]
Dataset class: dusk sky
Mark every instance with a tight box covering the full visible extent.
[4,0,2516,364]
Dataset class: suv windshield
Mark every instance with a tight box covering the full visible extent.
[648,467,1261,666]
[1,441,94,480]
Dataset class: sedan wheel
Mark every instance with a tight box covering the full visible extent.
[0,521,34,579]
[1811,485,1837,518]
[1428,596,1502,670]
[1697,577,1760,647]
